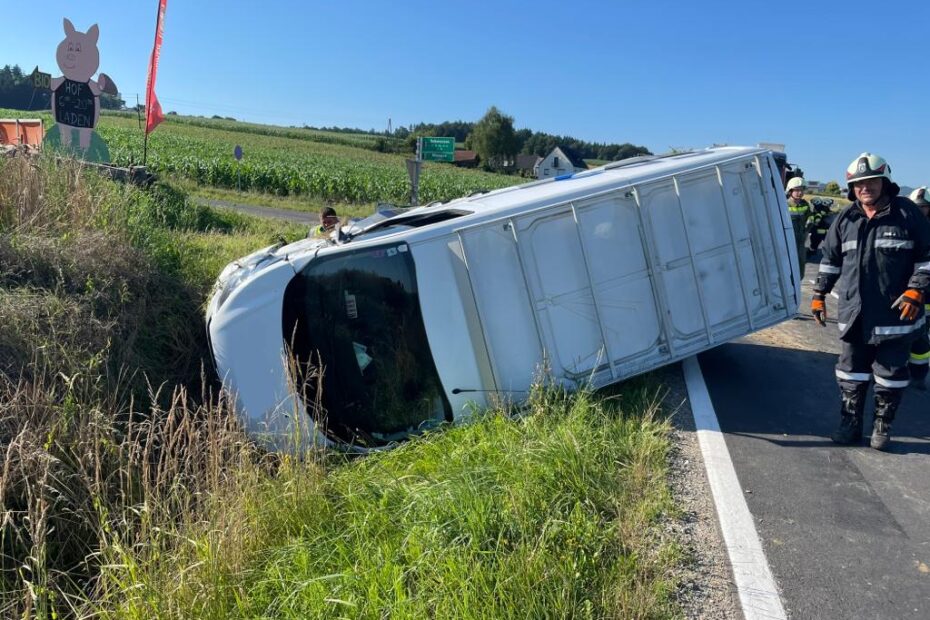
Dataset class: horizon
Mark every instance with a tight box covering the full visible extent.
[3,0,929,187]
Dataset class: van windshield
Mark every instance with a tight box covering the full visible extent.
[282,243,451,447]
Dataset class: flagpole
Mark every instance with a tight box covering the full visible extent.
[143,0,164,166]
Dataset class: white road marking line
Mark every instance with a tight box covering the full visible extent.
[683,355,788,620]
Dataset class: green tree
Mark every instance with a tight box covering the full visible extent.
[465,106,519,171]
[100,92,125,110]
[824,181,841,196]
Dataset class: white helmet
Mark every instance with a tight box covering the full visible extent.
[785,176,806,197]
[844,152,899,199]
[845,152,893,186]
[909,186,930,206]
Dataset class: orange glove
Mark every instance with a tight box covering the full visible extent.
[891,289,923,321]
[811,293,827,326]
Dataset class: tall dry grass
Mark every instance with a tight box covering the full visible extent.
[0,155,276,618]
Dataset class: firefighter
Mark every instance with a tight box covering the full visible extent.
[807,197,834,255]
[785,176,811,280]
[906,187,930,389]
[811,153,930,450]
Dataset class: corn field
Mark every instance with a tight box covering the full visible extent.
[97,115,523,204]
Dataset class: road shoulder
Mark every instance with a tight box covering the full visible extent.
[657,365,743,619]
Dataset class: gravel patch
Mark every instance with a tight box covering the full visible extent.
[657,364,744,620]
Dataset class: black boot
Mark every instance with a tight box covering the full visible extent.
[870,391,902,451]
[831,386,866,444]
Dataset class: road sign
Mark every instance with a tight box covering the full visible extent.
[419,137,455,162]
[234,145,244,192]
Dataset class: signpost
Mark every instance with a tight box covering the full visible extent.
[31,66,51,91]
[406,158,420,206]
[408,137,454,206]
[234,145,243,192]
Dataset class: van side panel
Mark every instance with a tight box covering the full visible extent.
[457,225,544,395]
[761,154,801,308]
[574,194,665,372]
[639,180,708,349]
[720,166,766,320]
[516,209,606,380]
[458,152,795,391]
[677,171,748,332]
[411,238,491,417]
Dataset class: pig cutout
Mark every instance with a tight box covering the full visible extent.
[50,18,116,152]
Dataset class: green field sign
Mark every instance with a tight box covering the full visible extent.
[419,137,455,162]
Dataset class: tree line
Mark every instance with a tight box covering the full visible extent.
[406,113,650,163]
[310,110,651,168]
[0,64,125,111]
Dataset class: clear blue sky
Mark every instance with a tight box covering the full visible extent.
[4,0,929,187]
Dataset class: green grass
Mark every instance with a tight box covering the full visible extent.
[96,384,680,620]
[1,149,684,620]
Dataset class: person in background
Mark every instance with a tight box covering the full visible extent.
[906,187,930,389]
[786,176,811,281]
[811,154,930,450]
[807,197,834,255]
[311,206,340,237]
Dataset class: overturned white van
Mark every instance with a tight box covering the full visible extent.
[206,147,800,451]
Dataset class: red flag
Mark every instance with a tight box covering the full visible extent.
[145,0,168,134]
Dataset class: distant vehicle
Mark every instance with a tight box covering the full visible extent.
[206,147,800,452]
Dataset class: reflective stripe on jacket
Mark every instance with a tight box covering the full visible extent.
[787,198,810,220]
[808,207,831,233]
[814,196,930,344]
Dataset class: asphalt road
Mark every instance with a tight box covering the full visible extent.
[195,197,319,224]
[699,254,930,619]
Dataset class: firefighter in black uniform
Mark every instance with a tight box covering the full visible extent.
[807,197,834,255]
[811,153,930,450]
[907,187,930,388]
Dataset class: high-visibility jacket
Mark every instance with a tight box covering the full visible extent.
[787,198,810,221]
[814,196,930,344]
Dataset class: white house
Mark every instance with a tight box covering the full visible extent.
[534,146,587,179]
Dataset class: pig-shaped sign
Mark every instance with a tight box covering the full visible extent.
[49,18,116,154]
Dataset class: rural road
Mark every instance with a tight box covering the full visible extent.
[698,255,930,619]
[195,197,319,225]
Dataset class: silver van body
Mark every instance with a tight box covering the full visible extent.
[206,146,799,451]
